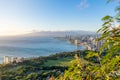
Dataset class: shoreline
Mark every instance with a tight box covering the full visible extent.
[0,50,88,66]
[0,49,82,65]
[0,37,85,64]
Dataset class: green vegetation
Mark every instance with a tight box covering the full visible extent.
[0,49,110,80]
[43,57,73,66]
[0,50,91,80]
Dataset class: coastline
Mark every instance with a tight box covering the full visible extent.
[0,37,85,64]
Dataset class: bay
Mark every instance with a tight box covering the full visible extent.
[0,36,84,63]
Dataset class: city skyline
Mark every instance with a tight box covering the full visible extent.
[0,0,118,36]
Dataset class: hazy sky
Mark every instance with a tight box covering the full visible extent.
[0,0,118,36]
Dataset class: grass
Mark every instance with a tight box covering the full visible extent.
[42,56,90,67]
[43,57,74,66]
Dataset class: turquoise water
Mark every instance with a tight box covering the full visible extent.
[0,37,84,63]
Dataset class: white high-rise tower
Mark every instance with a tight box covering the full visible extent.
[4,56,10,64]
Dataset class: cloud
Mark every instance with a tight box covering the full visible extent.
[77,0,90,10]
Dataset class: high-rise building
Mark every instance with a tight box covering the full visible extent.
[4,56,10,64]
[74,39,78,45]
[74,39,81,46]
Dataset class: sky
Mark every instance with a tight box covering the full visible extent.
[0,0,119,36]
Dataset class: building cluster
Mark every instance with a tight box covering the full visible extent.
[65,34,103,51]
[4,56,24,64]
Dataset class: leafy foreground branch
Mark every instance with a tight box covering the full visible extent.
[56,51,120,80]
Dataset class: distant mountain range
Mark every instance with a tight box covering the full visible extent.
[24,30,96,37]
[0,30,97,40]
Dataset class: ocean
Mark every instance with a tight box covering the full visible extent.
[0,36,84,63]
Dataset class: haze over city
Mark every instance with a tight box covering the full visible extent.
[0,0,117,36]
